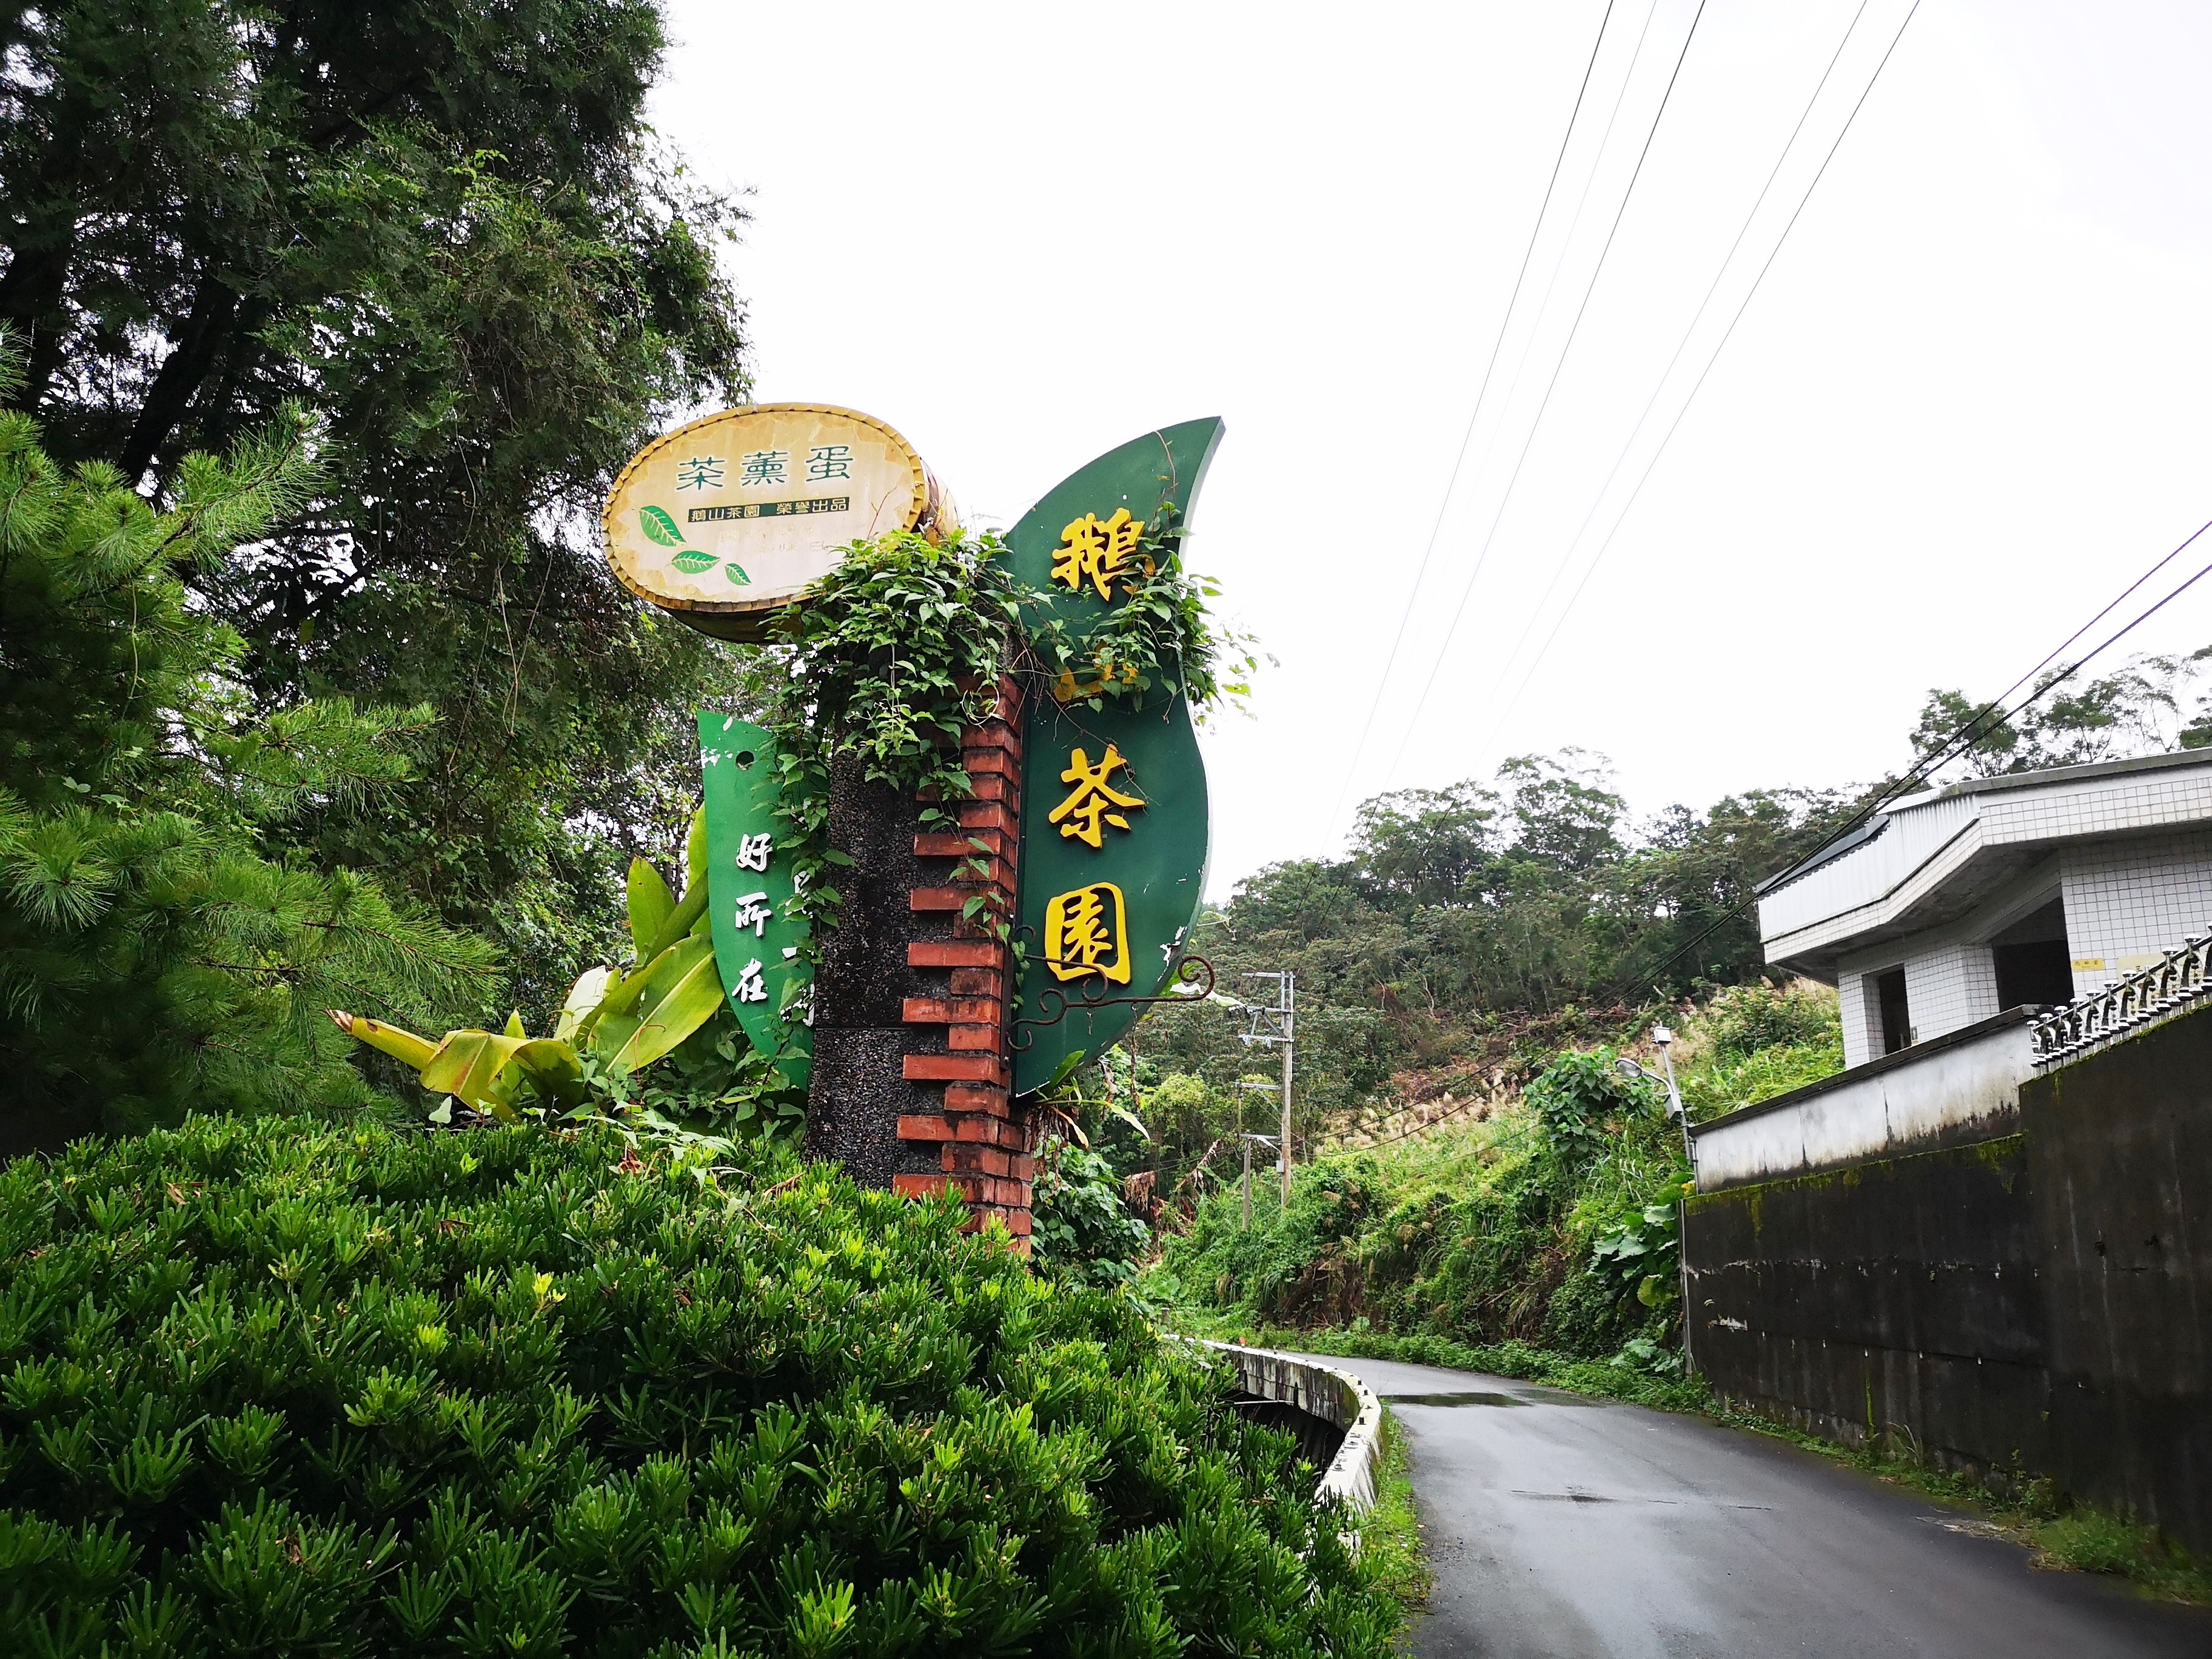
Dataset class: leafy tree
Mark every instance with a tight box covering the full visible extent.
[0,343,493,1150]
[1910,648,2212,779]
[1350,782,1499,909]
[0,0,753,1013]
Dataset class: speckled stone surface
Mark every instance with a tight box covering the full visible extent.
[805,754,950,1184]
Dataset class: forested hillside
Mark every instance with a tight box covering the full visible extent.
[1037,655,2212,1360]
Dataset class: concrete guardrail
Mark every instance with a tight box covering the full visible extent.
[1197,1339,1382,1511]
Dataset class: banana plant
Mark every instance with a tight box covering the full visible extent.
[330,808,731,1121]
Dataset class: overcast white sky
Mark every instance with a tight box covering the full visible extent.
[651,1,2212,895]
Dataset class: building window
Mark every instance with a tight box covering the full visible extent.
[1874,967,1912,1054]
[1991,896,2073,1010]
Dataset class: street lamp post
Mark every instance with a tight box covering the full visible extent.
[1617,1023,1697,1370]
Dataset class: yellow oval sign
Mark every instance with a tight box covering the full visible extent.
[602,403,955,640]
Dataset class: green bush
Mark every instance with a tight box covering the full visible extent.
[1029,1145,1151,1290]
[0,1119,1397,1657]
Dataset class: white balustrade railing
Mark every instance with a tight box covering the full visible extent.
[2030,931,2212,1067]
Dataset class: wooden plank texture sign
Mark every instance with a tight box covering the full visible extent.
[605,404,956,641]
[1009,418,1223,1093]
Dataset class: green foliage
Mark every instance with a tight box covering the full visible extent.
[1152,987,1840,1372]
[1030,1145,1153,1290]
[1677,983,1843,1124]
[1911,647,2212,777]
[1353,1413,1430,1617]
[1524,1048,1657,1165]
[0,346,495,1145]
[761,531,1023,950]
[0,1118,1401,1657]
[1019,507,1261,717]
[0,0,756,1014]
[756,523,1253,962]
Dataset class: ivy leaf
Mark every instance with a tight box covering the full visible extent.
[638,505,685,546]
[669,549,717,574]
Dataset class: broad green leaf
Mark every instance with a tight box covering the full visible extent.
[508,1039,586,1110]
[638,504,685,546]
[554,967,610,1042]
[593,934,723,1073]
[685,805,708,893]
[420,1030,529,1121]
[642,882,709,962]
[670,549,717,574]
[330,1011,438,1071]
[725,563,751,585]
[627,857,675,960]
[503,1009,526,1039]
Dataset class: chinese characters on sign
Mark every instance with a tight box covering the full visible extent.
[677,456,724,491]
[740,449,789,487]
[735,958,766,1002]
[732,891,773,937]
[1048,744,1144,848]
[1050,506,1147,599]
[735,833,772,873]
[1045,881,1131,985]
[806,444,853,481]
[686,497,850,523]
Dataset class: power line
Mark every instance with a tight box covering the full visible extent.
[1475,0,1922,759]
[1324,0,1622,841]
[1637,513,2212,985]
[1378,0,1712,793]
[1468,0,1876,735]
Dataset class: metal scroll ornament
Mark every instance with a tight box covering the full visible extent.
[1009,953,1217,1050]
[1008,418,1222,1092]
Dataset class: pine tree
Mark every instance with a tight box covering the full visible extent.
[0,0,756,1013]
[0,338,495,1150]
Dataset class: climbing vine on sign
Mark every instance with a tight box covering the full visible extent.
[755,522,1256,954]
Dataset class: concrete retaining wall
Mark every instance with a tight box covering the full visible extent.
[1199,1341,1381,1511]
[1691,1010,2034,1193]
[1684,1000,2212,1551]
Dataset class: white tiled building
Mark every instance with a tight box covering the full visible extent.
[1759,749,2212,1067]
[1691,751,2212,1191]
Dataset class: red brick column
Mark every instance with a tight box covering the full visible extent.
[890,677,1035,1247]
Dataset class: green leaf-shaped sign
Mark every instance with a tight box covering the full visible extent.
[670,549,717,574]
[1010,419,1222,1094]
[699,714,811,1089]
[639,504,685,547]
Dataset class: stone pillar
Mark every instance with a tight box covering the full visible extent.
[805,675,1034,1248]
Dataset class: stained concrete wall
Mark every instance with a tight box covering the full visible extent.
[2023,1009,2212,1553]
[1690,1011,2034,1193]
[1686,1001,2212,1552]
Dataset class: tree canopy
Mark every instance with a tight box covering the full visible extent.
[0,0,755,1012]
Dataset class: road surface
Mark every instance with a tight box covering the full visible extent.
[1296,1353,2212,1659]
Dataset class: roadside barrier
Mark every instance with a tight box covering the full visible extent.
[1195,1339,1382,1511]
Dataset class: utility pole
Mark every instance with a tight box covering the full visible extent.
[1236,971,1296,1204]
[1236,1133,1277,1229]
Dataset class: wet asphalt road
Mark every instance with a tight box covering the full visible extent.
[1289,1353,2212,1659]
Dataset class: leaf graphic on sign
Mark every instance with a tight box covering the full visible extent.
[726,563,752,586]
[669,549,717,574]
[638,505,685,546]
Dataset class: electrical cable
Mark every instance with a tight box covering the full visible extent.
[1323,0,1623,840]
[1635,515,2212,985]
[1378,0,1712,793]
[1474,0,1921,760]
[1467,0,1875,733]
[1361,511,2212,1151]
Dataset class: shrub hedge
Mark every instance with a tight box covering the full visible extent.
[0,1120,1396,1657]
